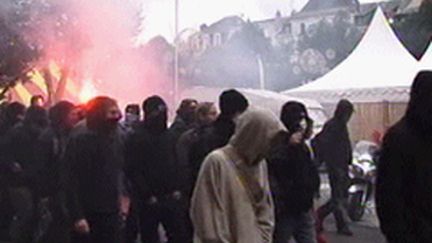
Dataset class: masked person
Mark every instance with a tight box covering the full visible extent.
[314,99,354,236]
[169,99,198,144]
[190,108,285,243]
[1,106,48,243]
[33,101,80,243]
[0,102,26,137]
[64,96,124,243]
[269,102,320,243]
[204,89,249,151]
[376,71,432,243]
[125,96,188,243]
[121,104,141,134]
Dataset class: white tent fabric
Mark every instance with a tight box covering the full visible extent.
[420,42,432,70]
[284,8,419,102]
[180,86,328,127]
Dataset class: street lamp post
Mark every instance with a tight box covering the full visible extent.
[174,0,180,106]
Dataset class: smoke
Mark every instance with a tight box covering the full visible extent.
[1,0,174,107]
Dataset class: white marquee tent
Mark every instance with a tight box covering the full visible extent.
[180,86,328,129]
[419,42,432,70]
[283,8,419,103]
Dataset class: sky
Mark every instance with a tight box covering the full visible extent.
[136,0,388,43]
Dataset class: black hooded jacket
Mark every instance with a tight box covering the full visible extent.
[268,102,320,216]
[269,140,320,215]
[0,106,48,187]
[34,101,75,198]
[312,100,353,172]
[376,71,432,243]
[126,122,181,201]
[64,97,124,221]
[125,96,183,202]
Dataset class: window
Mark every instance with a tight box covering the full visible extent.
[300,23,306,35]
[213,33,222,47]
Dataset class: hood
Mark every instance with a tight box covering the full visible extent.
[406,71,432,140]
[86,96,119,132]
[23,106,48,129]
[49,101,75,130]
[143,95,168,133]
[334,99,354,124]
[229,108,285,165]
[0,102,26,132]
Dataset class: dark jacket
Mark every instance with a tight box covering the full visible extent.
[176,124,213,197]
[312,105,353,172]
[34,128,69,198]
[376,119,432,243]
[269,140,320,216]
[0,123,46,187]
[202,115,236,152]
[376,72,432,243]
[125,122,182,202]
[169,116,194,145]
[64,126,124,221]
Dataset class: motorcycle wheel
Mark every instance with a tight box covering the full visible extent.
[348,191,365,221]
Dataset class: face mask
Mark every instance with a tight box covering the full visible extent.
[125,113,139,123]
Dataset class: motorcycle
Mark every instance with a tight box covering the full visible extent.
[347,141,378,221]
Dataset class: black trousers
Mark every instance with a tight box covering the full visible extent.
[72,212,121,243]
[317,169,350,230]
[138,197,189,243]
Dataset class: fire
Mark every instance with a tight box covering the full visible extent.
[79,80,98,103]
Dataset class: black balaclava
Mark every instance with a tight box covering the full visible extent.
[86,96,120,133]
[334,99,354,124]
[49,101,75,131]
[280,101,309,134]
[406,71,432,141]
[219,89,249,118]
[142,96,168,133]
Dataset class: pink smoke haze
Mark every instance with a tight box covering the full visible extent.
[26,0,173,107]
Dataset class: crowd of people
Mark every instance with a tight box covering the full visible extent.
[0,71,430,243]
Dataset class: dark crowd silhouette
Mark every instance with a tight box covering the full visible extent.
[0,71,430,243]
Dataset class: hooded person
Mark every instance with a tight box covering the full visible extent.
[376,71,432,243]
[32,101,79,243]
[64,96,124,243]
[124,95,188,243]
[314,99,354,236]
[0,106,48,243]
[169,98,198,143]
[206,89,249,150]
[268,101,320,243]
[190,108,285,243]
[0,102,26,136]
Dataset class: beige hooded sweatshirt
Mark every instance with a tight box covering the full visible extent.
[190,108,285,243]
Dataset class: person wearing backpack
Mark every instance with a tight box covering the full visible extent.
[268,101,320,243]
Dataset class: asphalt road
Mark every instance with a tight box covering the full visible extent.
[317,173,387,243]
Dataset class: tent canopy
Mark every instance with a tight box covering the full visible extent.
[284,8,419,103]
[181,86,328,128]
[420,42,432,70]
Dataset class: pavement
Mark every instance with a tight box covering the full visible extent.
[317,173,387,243]
[0,173,387,243]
